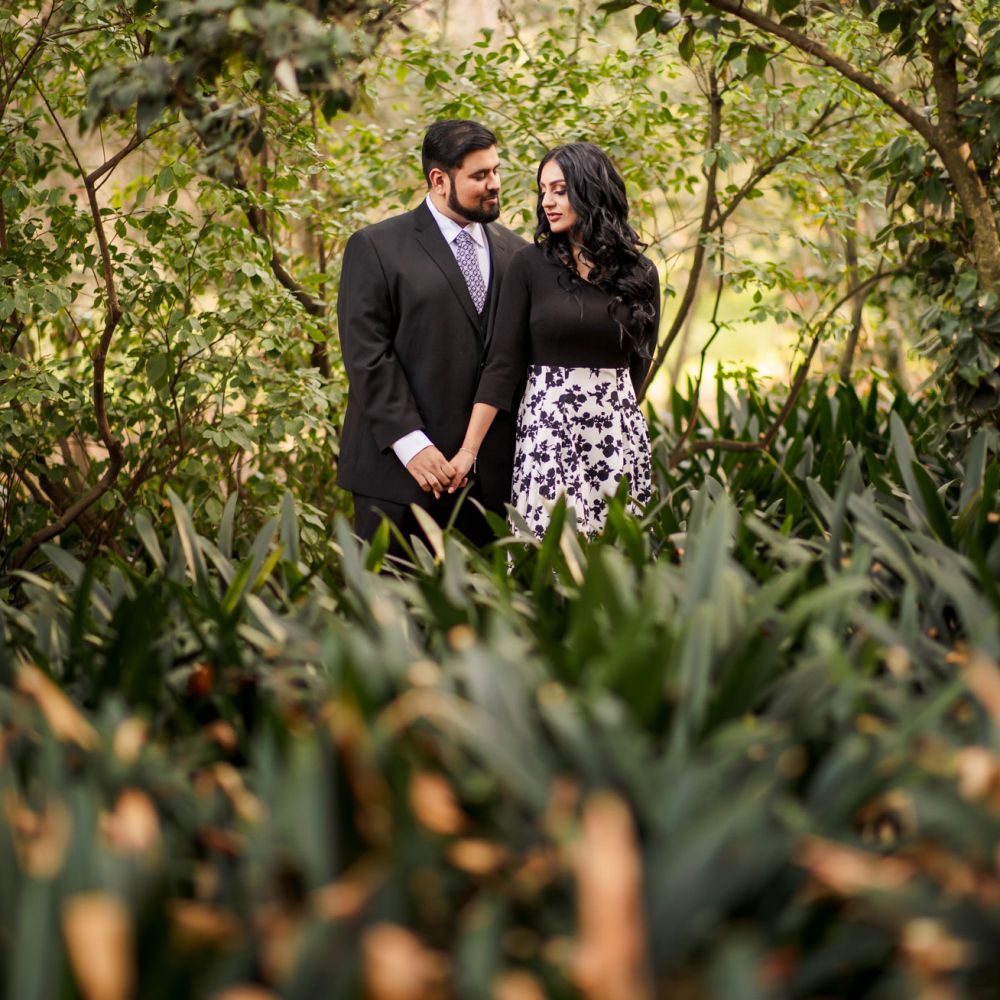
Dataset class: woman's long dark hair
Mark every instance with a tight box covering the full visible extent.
[534,142,657,358]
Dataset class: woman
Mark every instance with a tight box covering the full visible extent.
[447,142,660,538]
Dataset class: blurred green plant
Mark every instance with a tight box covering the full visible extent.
[2,376,999,998]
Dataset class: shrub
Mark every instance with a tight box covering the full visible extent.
[1,376,999,998]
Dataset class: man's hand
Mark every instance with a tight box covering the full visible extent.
[406,445,456,499]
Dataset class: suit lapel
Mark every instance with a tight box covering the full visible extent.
[483,225,513,352]
[413,201,482,331]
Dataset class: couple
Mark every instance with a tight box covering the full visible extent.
[336,119,660,549]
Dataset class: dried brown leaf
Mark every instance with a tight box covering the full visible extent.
[954,746,1000,802]
[4,791,71,877]
[963,653,1000,727]
[102,788,160,855]
[572,792,652,1000]
[410,771,467,836]
[493,969,547,1000]
[210,988,279,1000]
[447,838,507,875]
[901,918,970,975]
[112,717,149,763]
[213,763,264,823]
[312,861,385,921]
[797,835,914,894]
[255,903,304,985]
[362,922,449,1000]
[205,720,239,753]
[18,664,98,749]
[170,901,243,949]
[62,893,134,1000]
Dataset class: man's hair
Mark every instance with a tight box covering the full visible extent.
[421,120,498,182]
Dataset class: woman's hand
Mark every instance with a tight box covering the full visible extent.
[447,405,497,493]
[446,448,476,492]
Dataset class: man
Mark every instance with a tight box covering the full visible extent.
[336,120,527,546]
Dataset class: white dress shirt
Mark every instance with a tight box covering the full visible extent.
[391,196,492,467]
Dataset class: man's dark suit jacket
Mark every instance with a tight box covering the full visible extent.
[336,200,528,514]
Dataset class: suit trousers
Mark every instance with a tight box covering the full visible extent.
[352,483,497,552]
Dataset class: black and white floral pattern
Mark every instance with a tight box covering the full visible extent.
[511,365,651,538]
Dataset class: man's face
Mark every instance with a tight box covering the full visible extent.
[437,146,501,224]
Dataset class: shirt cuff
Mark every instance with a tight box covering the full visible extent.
[392,430,434,467]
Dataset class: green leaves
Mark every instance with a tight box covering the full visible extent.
[636,8,684,36]
[745,43,768,76]
[876,8,902,33]
[679,25,696,62]
[2,372,1000,995]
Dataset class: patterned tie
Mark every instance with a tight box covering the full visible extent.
[454,229,487,313]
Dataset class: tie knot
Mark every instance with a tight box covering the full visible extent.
[456,229,474,247]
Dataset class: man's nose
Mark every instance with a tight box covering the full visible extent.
[487,172,500,191]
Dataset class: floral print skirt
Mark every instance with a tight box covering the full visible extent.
[511,365,652,538]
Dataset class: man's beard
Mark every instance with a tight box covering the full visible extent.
[448,185,500,224]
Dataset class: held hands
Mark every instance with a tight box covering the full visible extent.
[405,445,457,499]
[446,447,477,493]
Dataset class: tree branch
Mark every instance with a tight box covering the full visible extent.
[714,102,840,230]
[0,1,59,125]
[308,96,330,377]
[667,266,725,468]
[641,90,852,398]
[14,77,128,568]
[700,0,944,154]
[232,159,326,319]
[924,17,1000,291]
[700,0,1000,294]
[640,67,721,400]
[686,268,900,457]
[837,227,865,381]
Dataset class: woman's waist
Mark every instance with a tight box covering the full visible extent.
[526,362,629,374]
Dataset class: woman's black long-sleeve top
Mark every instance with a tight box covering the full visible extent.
[474,243,661,412]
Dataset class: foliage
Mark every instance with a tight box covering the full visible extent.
[8,0,993,576]
[0,0,385,570]
[2,376,999,998]
[4,5,1000,993]
[379,8,902,356]
[606,0,1000,413]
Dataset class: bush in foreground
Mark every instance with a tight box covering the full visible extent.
[2,376,999,999]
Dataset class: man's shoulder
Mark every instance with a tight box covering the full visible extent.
[350,207,421,244]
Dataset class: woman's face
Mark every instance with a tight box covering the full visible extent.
[539,159,577,236]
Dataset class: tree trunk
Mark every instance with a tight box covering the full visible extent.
[838,228,866,381]
[926,22,1000,293]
